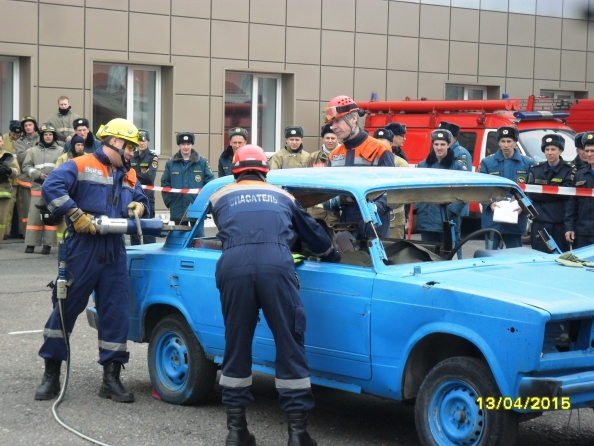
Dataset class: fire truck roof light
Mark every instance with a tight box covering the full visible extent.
[513,111,570,120]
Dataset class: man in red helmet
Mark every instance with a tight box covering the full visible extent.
[324,95,395,238]
[210,145,339,446]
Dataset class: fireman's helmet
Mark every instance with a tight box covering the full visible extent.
[39,124,58,141]
[96,118,139,150]
[324,96,359,123]
[20,116,39,133]
[231,145,270,175]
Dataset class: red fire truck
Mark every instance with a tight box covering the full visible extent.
[358,97,578,170]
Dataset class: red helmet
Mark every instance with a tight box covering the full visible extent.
[324,95,359,123]
[231,145,270,175]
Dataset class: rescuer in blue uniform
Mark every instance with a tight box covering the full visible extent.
[438,121,472,168]
[527,134,574,252]
[35,118,149,403]
[161,132,214,235]
[479,126,535,249]
[416,129,467,246]
[210,145,339,446]
[565,131,594,249]
[130,129,159,244]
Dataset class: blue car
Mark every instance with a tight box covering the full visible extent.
[89,167,594,446]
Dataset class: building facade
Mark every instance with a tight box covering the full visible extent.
[0,0,592,173]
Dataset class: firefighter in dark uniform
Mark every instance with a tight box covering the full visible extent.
[527,134,574,252]
[130,129,158,244]
[384,122,408,161]
[573,132,587,170]
[211,145,339,446]
[479,126,534,249]
[565,131,594,249]
[218,127,248,177]
[438,121,472,168]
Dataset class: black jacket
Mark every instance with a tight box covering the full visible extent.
[565,165,594,235]
[527,158,574,224]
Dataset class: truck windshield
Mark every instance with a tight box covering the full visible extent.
[518,129,577,163]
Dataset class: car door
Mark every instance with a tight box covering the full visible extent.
[253,261,374,380]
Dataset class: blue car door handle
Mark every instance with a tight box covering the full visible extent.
[180,260,195,270]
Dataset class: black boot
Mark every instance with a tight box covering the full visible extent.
[41,245,51,255]
[98,362,134,402]
[34,358,62,400]
[225,406,256,446]
[25,246,34,253]
[287,411,317,446]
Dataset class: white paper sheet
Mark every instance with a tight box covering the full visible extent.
[492,200,520,224]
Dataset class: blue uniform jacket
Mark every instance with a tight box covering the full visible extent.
[218,146,234,178]
[161,149,214,222]
[450,140,472,169]
[527,158,574,224]
[479,149,535,235]
[210,176,333,265]
[565,166,594,236]
[416,150,467,233]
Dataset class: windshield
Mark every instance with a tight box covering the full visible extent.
[518,129,577,163]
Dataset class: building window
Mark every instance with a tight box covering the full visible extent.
[93,63,161,153]
[224,71,282,154]
[0,56,19,131]
[445,84,487,100]
[541,90,574,99]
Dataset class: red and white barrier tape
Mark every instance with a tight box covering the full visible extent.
[141,185,202,194]
[519,184,594,198]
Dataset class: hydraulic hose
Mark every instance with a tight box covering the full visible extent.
[445,228,504,261]
[50,242,112,446]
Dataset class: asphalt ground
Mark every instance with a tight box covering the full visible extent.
[2,233,594,446]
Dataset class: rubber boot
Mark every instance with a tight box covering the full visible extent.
[25,246,34,253]
[98,362,134,402]
[34,358,62,400]
[287,411,317,446]
[225,406,256,446]
[41,245,51,255]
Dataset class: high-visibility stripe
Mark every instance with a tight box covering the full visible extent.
[98,340,127,352]
[275,377,311,390]
[44,328,65,339]
[17,180,32,187]
[45,225,57,230]
[31,190,42,196]
[34,163,56,169]
[22,218,28,223]
[26,225,44,230]
[48,194,70,212]
[0,191,11,198]
[219,375,252,388]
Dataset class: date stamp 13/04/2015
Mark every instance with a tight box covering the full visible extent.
[476,396,571,411]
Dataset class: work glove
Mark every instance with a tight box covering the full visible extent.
[555,252,594,268]
[70,208,96,235]
[127,201,145,218]
[292,254,306,266]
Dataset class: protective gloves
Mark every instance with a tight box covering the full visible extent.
[292,254,306,266]
[127,201,145,218]
[70,208,96,235]
[555,252,594,268]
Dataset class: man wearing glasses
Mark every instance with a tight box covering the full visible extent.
[35,118,149,403]
[565,132,594,249]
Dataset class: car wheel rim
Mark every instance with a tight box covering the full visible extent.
[428,379,484,446]
[155,331,189,391]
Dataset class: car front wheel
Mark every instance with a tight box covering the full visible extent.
[148,314,217,405]
[415,356,518,446]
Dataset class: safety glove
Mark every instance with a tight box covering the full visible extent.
[127,201,145,218]
[70,208,96,235]
[292,254,306,266]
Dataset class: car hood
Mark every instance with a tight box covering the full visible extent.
[415,258,594,319]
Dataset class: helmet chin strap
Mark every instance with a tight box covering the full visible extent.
[341,116,358,141]
[103,140,130,167]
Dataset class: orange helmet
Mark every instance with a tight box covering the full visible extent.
[231,145,270,175]
[324,95,359,123]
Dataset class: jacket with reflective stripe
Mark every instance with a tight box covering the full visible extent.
[42,146,149,219]
[0,148,19,197]
[45,110,81,142]
[15,133,39,188]
[22,142,62,191]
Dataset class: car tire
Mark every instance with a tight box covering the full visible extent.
[148,314,217,405]
[414,356,518,446]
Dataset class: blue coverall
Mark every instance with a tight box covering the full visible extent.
[40,147,149,365]
[210,175,334,412]
[479,148,535,248]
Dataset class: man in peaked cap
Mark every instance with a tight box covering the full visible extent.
[479,126,534,249]
[573,132,587,170]
[219,127,248,177]
[438,121,472,168]
[161,132,214,235]
[527,134,574,253]
[384,122,408,162]
[64,118,101,154]
[565,131,594,248]
[269,125,310,169]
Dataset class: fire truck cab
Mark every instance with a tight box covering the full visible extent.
[359,98,578,171]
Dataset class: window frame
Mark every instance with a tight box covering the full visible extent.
[0,55,20,120]
[93,62,162,154]
[445,84,488,100]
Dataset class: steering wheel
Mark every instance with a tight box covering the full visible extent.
[445,228,504,261]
